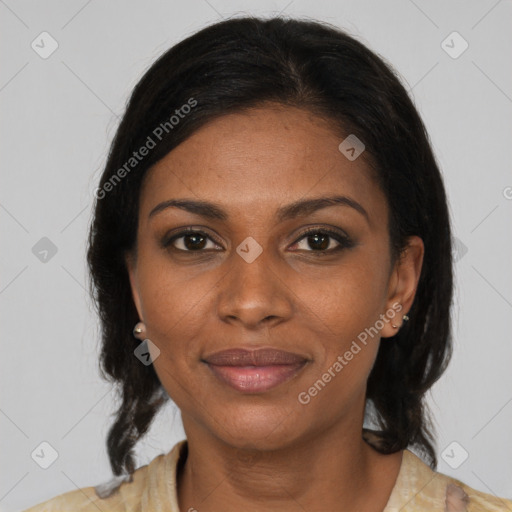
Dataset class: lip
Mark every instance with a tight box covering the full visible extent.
[203,348,309,393]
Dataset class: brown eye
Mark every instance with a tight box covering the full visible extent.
[303,233,331,251]
[181,233,208,250]
[292,228,354,254]
[163,229,222,252]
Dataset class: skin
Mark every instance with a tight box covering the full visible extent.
[125,103,424,512]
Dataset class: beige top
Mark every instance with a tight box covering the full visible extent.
[23,440,512,511]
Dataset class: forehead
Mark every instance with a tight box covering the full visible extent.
[139,105,387,227]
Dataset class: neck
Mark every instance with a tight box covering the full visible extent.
[176,414,403,512]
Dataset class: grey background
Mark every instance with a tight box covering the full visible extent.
[1,1,511,510]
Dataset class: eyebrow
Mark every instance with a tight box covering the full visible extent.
[148,195,369,223]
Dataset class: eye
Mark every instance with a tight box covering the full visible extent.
[291,227,354,254]
[162,228,222,252]
[162,226,354,255]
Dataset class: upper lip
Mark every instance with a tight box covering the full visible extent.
[203,348,308,366]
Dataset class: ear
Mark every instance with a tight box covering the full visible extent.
[125,251,144,321]
[380,235,424,338]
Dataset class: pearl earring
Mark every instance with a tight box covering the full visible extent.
[391,314,410,329]
[133,321,146,338]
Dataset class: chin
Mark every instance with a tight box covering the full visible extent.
[207,401,307,449]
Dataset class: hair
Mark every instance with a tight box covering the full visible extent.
[87,15,453,477]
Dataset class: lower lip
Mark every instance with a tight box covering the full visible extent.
[206,363,307,393]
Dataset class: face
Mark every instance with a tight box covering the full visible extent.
[126,104,423,451]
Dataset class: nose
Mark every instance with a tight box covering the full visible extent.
[216,244,293,330]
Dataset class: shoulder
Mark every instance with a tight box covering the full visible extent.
[22,441,186,512]
[386,449,512,512]
[21,466,153,512]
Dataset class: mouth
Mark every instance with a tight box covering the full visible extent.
[202,348,309,393]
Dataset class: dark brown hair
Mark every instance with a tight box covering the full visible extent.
[87,16,453,476]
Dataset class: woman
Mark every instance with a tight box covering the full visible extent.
[24,16,511,512]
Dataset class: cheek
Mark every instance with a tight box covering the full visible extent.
[301,255,389,338]
[296,253,390,388]
[136,246,212,335]
[134,257,226,404]
[295,271,385,413]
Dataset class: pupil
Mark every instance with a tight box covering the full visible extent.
[185,234,206,250]
[309,233,328,250]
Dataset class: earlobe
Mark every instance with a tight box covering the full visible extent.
[381,236,424,338]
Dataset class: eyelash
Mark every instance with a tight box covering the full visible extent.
[162,226,354,255]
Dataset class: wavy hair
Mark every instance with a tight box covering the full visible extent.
[87,16,453,476]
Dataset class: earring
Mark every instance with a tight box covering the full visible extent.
[391,314,410,329]
[133,321,146,338]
